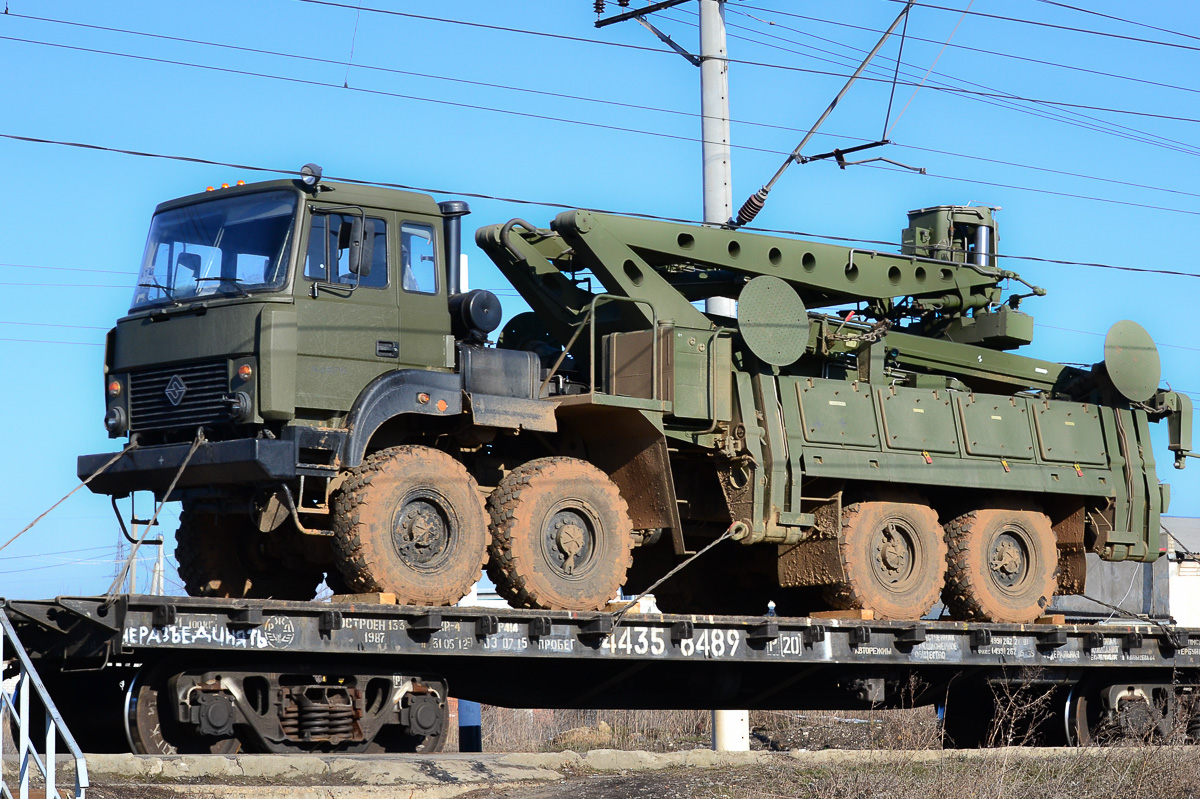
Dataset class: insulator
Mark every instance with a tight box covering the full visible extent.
[618,0,630,5]
[735,188,769,228]
[594,1,605,13]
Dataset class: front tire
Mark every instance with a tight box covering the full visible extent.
[176,510,322,600]
[487,457,634,611]
[332,446,488,606]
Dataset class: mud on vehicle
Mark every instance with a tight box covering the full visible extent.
[81,168,1193,624]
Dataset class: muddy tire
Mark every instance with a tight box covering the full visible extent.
[824,499,947,621]
[331,446,488,606]
[176,510,322,600]
[487,457,634,611]
[942,505,1058,623]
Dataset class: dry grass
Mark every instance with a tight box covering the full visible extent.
[714,747,1200,799]
[476,705,942,753]
[481,707,712,753]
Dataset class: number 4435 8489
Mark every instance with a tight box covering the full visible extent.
[601,627,741,658]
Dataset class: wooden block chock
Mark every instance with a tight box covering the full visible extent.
[1035,614,1066,625]
[330,592,398,605]
[810,609,875,621]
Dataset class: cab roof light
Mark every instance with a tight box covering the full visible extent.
[300,163,323,188]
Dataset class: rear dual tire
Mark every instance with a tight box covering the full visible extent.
[487,457,634,611]
[825,499,947,621]
[943,506,1058,624]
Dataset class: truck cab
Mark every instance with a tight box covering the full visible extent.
[105,179,457,444]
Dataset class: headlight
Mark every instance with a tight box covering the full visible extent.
[104,407,128,435]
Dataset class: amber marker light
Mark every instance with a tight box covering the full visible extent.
[238,364,254,381]
[107,380,122,397]
[206,186,214,191]
[236,180,246,186]
[221,183,230,189]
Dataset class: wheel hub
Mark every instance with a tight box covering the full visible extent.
[544,508,594,578]
[393,497,451,568]
[872,520,916,588]
[556,523,585,574]
[988,531,1028,588]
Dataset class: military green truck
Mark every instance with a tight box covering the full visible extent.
[80,166,1194,624]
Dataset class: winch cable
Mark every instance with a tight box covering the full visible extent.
[611,521,748,628]
[1162,522,1198,562]
[0,437,139,555]
[1077,591,1188,650]
[104,427,204,603]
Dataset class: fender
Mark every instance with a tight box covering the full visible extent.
[342,369,463,468]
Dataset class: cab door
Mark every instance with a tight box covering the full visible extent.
[293,206,399,414]
[396,215,453,369]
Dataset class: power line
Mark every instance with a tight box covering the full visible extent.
[0,337,103,347]
[1034,324,1200,354]
[280,4,1200,124]
[0,320,110,331]
[712,9,1200,158]
[0,34,791,158]
[1031,0,1200,45]
[744,4,1200,98]
[875,0,1200,53]
[1,260,136,275]
[6,36,1200,219]
[16,12,1200,201]
[0,544,116,562]
[862,161,1200,218]
[0,282,126,288]
[3,132,1198,281]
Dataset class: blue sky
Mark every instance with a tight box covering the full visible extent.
[1,0,1198,597]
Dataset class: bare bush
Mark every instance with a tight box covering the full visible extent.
[480,707,711,753]
[475,704,945,753]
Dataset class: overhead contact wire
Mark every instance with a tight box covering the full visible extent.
[16,11,1200,191]
[3,132,1199,279]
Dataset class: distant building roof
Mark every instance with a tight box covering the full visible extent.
[1163,516,1200,558]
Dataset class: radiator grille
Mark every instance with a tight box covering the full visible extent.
[129,360,229,432]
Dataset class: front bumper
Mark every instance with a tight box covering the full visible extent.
[78,439,298,498]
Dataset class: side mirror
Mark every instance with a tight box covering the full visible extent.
[348,217,375,278]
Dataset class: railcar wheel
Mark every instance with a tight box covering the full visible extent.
[124,665,241,755]
[176,510,323,600]
[1066,681,1175,745]
[487,458,634,611]
[943,506,1057,623]
[332,446,488,605]
[824,499,947,621]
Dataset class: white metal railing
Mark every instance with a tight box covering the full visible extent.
[0,612,88,799]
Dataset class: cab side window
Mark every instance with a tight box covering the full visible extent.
[305,212,388,288]
[401,222,437,294]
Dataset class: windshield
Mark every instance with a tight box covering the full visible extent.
[131,190,298,309]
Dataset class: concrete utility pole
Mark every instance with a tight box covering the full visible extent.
[698,0,737,319]
[699,0,746,749]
